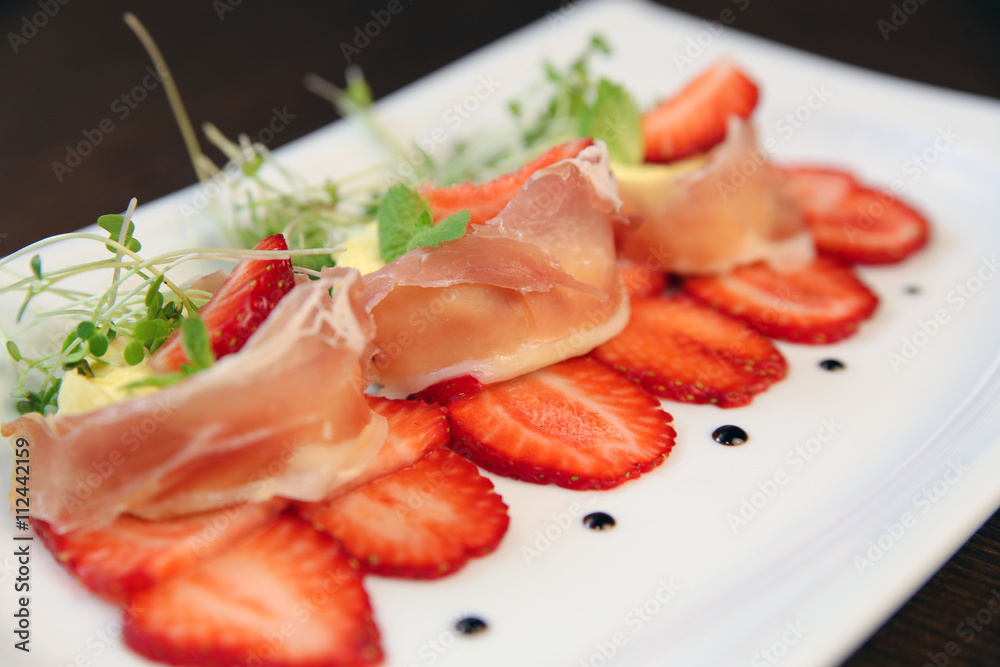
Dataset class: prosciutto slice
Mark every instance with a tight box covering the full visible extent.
[620,120,814,275]
[3,269,388,533]
[364,143,632,398]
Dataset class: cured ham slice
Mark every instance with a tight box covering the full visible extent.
[2,270,388,533]
[620,120,814,275]
[364,143,632,398]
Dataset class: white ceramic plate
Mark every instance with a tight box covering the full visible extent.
[4,1,1000,665]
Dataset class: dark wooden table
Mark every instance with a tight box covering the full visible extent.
[2,1,999,664]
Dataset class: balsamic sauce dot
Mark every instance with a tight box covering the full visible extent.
[455,616,488,635]
[712,425,748,446]
[904,285,922,295]
[819,359,845,371]
[582,512,616,530]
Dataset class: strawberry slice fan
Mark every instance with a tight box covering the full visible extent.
[20,58,935,667]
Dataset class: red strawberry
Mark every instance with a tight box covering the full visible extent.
[421,138,594,225]
[31,500,285,603]
[618,259,668,300]
[643,60,759,163]
[683,258,879,344]
[410,375,488,404]
[780,166,931,264]
[592,295,787,408]
[151,234,295,372]
[124,514,382,667]
[446,357,676,490]
[301,449,509,580]
[334,396,450,496]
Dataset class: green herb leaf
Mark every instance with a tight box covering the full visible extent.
[76,320,97,340]
[377,185,429,263]
[377,185,470,262]
[124,340,146,366]
[6,341,21,362]
[180,316,214,371]
[580,79,643,164]
[407,211,470,253]
[97,214,142,253]
[87,333,109,357]
[29,255,42,280]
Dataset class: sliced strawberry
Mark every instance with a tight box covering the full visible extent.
[618,259,668,300]
[643,60,759,163]
[124,514,382,667]
[151,234,295,372]
[31,500,285,603]
[592,295,787,408]
[301,449,509,580]
[410,375,488,404]
[683,258,879,344]
[336,395,450,496]
[446,357,676,490]
[780,166,930,264]
[421,138,594,225]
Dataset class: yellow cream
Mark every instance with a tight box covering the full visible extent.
[58,350,160,416]
[610,156,707,213]
[335,223,384,275]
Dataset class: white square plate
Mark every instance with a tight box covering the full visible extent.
[4,1,1000,665]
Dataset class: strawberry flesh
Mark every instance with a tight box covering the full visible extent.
[124,513,382,667]
[410,375,488,404]
[31,500,286,603]
[446,357,676,490]
[618,259,668,300]
[301,449,509,580]
[643,61,759,163]
[780,166,931,264]
[592,294,787,408]
[151,234,295,372]
[311,395,451,501]
[421,138,594,226]
[683,257,879,344]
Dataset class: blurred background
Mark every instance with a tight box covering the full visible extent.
[2,1,999,664]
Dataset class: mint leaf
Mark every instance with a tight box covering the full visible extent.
[581,79,642,164]
[378,185,426,263]
[180,316,214,371]
[407,211,470,253]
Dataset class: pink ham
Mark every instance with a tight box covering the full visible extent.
[363,143,632,398]
[621,120,814,275]
[3,270,388,533]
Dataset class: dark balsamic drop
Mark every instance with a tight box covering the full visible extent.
[904,285,922,295]
[819,359,845,371]
[455,616,488,635]
[712,425,748,446]
[582,512,616,531]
